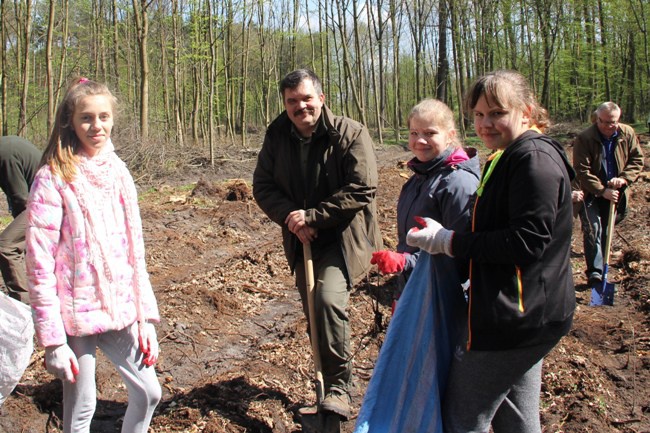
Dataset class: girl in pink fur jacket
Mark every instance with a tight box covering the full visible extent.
[25,77,161,433]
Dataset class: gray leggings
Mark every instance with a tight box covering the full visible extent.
[442,340,557,433]
[64,322,161,433]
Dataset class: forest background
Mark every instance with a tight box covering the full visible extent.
[1,0,650,163]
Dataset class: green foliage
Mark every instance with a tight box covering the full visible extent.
[2,0,650,148]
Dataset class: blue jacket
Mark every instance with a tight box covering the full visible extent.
[397,147,480,276]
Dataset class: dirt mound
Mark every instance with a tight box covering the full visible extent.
[192,179,253,202]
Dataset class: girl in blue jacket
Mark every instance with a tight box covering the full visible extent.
[371,99,480,310]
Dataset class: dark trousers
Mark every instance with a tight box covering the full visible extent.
[0,211,29,303]
[578,198,610,280]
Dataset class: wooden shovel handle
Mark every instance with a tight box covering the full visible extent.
[603,199,617,264]
[304,243,325,404]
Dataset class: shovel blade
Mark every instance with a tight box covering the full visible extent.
[589,281,615,306]
[300,412,341,433]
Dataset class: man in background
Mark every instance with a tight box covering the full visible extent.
[0,136,41,303]
[253,69,381,419]
[573,102,644,287]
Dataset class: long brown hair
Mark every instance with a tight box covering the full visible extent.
[464,70,550,131]
[41,77,117,182]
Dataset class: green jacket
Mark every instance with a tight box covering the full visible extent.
[253,105,382,285]
[0,136,41,217]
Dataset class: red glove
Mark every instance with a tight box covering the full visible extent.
[371,250,407,274]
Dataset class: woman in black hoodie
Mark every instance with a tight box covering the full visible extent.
[407,70,576,433]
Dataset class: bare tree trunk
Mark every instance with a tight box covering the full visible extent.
[583,1,595,121]
[0,0,6,135]
[112,0,120,86]
[319,0,331,94]
[256,0,274,126]
[240,5,252,147]
[502,2,518,69]
[352,0,366,122]
[334,0,367,124]
[291,0,299,69]
[521,4,536,84]
[207,0,217,163]
[17,0,33,136]
[192,64,199,145]
[46,0,55,133]
[366,0,382,142]
[159,5,171,130]
[54,0,68,107]
[304,0,315,67]
[533,0,561,109]
[224,0,235,144]
[449,0,466,136]
[132,0,150,139]
[629,0,650,83]
[390,0,402,141]
[435,0,449,103]
[596,0,611,100]
[93,1,107,81]
[623,31,636,122]
[372,0,387,132]
[171,0,184,147]
[405,0,433,101]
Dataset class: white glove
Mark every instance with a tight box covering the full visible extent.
[45,344,79,383]
[138,322,159,366]
[406,216,454,256]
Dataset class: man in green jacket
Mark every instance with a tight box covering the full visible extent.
[253,69,381,419]
[573,102,644,287]
[0,136,41,303]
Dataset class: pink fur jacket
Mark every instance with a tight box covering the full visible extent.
[25,143,159,348]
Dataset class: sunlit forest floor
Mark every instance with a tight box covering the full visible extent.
[1,128,649,433]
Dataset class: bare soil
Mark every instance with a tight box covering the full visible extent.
[1,133,649,433]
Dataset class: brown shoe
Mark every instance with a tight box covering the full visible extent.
[320,390,351,420]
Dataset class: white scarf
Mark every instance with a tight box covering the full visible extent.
[72,140,144,322]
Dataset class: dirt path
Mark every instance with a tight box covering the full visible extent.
[1,141,648,433]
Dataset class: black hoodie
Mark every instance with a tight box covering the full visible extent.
[452,130,576,351]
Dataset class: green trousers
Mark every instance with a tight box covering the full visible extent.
[295,242,351,394]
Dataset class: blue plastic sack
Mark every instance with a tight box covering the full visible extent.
[354,252,466,433]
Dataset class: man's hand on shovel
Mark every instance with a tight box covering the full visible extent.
[285,210,318,243]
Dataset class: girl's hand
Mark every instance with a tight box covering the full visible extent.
[371,250,407,274]
[138,322,159,366]
[406,216,454,256]
[44,344,79,383]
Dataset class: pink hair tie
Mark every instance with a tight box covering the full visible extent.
[78,77,89,84]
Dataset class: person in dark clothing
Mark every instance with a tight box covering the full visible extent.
[253,69,381,419]
[407,70,576,433]
[573,102,644,287]
[0,136,41,303]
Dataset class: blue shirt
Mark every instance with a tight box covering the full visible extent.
[600,130,619,181]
